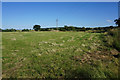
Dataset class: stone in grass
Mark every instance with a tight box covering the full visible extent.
[44,42,48,44]
[38,54,41,56]
[62,40,65,43]
[13,50,19,52]
[82,44,85,47]
[11,38,16,41]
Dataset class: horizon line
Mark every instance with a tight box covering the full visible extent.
[1,25,117,30]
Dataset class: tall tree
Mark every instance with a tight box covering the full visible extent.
[114,18,120,27]
[33,25,41,31]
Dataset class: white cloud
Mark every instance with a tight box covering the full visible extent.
[106,20,112,23]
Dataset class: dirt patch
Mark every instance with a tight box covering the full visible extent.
[72,50,116,65]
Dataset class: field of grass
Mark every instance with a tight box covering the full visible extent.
[2,31,119,78]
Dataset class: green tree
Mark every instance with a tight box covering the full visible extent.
[81,27,86,31]
[33,25,41,31]
[64,25,68,31]
[114,18,120,27]
[69,26,76,31]
[109,26,113,29]
[22,29,29,32]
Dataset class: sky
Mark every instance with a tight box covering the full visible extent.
[1,0,120,2]
[2,2,118,29]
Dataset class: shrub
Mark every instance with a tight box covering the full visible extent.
[107,28,120,51]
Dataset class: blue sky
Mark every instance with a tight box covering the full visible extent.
[2,2,118,29]
[2,0,120,2]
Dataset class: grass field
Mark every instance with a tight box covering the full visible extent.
[2,32,119,78]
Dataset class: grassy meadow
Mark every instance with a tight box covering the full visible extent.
[2,31,119,78]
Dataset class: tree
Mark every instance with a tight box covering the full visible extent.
[64,25,68,31]
[114,18,120,27]
[69,26,76,31]
[81,27,86,31]
[109,26,113,29]
[0,28,2,32]
[33,25,41,31]
[22,29,29,32]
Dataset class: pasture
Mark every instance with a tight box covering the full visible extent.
[2,32,119,78]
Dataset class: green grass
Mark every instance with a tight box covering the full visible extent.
[2,31,119,78]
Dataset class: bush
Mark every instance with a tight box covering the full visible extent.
[107,28,120,51]
[22,29,29,32]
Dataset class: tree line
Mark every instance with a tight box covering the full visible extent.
[0,25,118,33]
[1,18,120,32]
